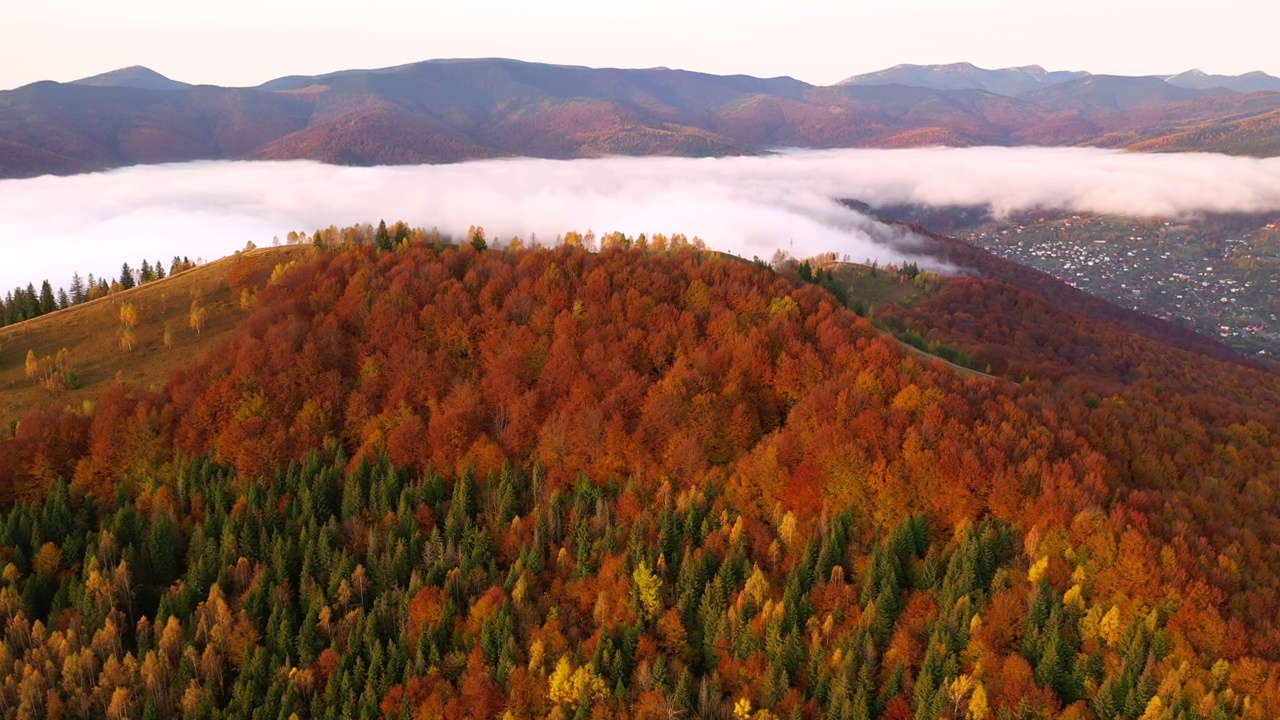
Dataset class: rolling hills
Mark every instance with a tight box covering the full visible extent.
[2,58,1280,179]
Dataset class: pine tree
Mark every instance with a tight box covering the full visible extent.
[70,272,86,303]
[797,260,813,282]
[375,220,393,252]
[120,263,136,290]
[24,283,39,317]
[39,280,56,313]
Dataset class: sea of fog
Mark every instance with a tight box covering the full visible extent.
[3,146,1280,291]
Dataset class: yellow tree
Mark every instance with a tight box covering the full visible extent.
[189,301,207,335]
[633,562,662,620]
[119,302,140,351]
[107,687,131,720]
[968,682,990,720]
[119,303,138,329]
[548,656,608,711]
[54,347,70,378]
[946,675,976,719]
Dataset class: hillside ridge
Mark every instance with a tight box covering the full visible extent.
[0,245,309,429]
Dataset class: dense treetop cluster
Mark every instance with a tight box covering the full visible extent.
[0,235,1277,719]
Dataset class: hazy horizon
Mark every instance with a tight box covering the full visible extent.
[3,0,1277,91]
[3,147,1280,293]
[8,55,1279,93]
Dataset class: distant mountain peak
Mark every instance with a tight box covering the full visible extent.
[839,62,1088,96]
[1165,68,1280,93]
[71,66,190,91]
[840,63,1280,98]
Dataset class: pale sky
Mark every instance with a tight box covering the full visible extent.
[3,0,1277,90]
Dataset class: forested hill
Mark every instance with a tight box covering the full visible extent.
[0,238,1279,718]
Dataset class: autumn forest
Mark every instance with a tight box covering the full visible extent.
[0,230,1278,720]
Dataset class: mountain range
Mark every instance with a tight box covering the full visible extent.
[2,58,1279,178]
[840,61,1280,95]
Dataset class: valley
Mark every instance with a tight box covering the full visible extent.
[962,215,1280,356]
[869,205,1280,357]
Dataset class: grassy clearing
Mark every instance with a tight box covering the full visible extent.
[0,245,312,430]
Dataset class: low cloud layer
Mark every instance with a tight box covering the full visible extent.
[2,146,1280,291]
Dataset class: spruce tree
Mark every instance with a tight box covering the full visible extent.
[69,272,86,303]
[24,283,39,318]
[375,220,392,252]
[39,280,56,313]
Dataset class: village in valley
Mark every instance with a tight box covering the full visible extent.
[912,209,1280,357]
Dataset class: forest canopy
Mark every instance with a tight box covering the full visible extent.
[0,234,1277,719]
